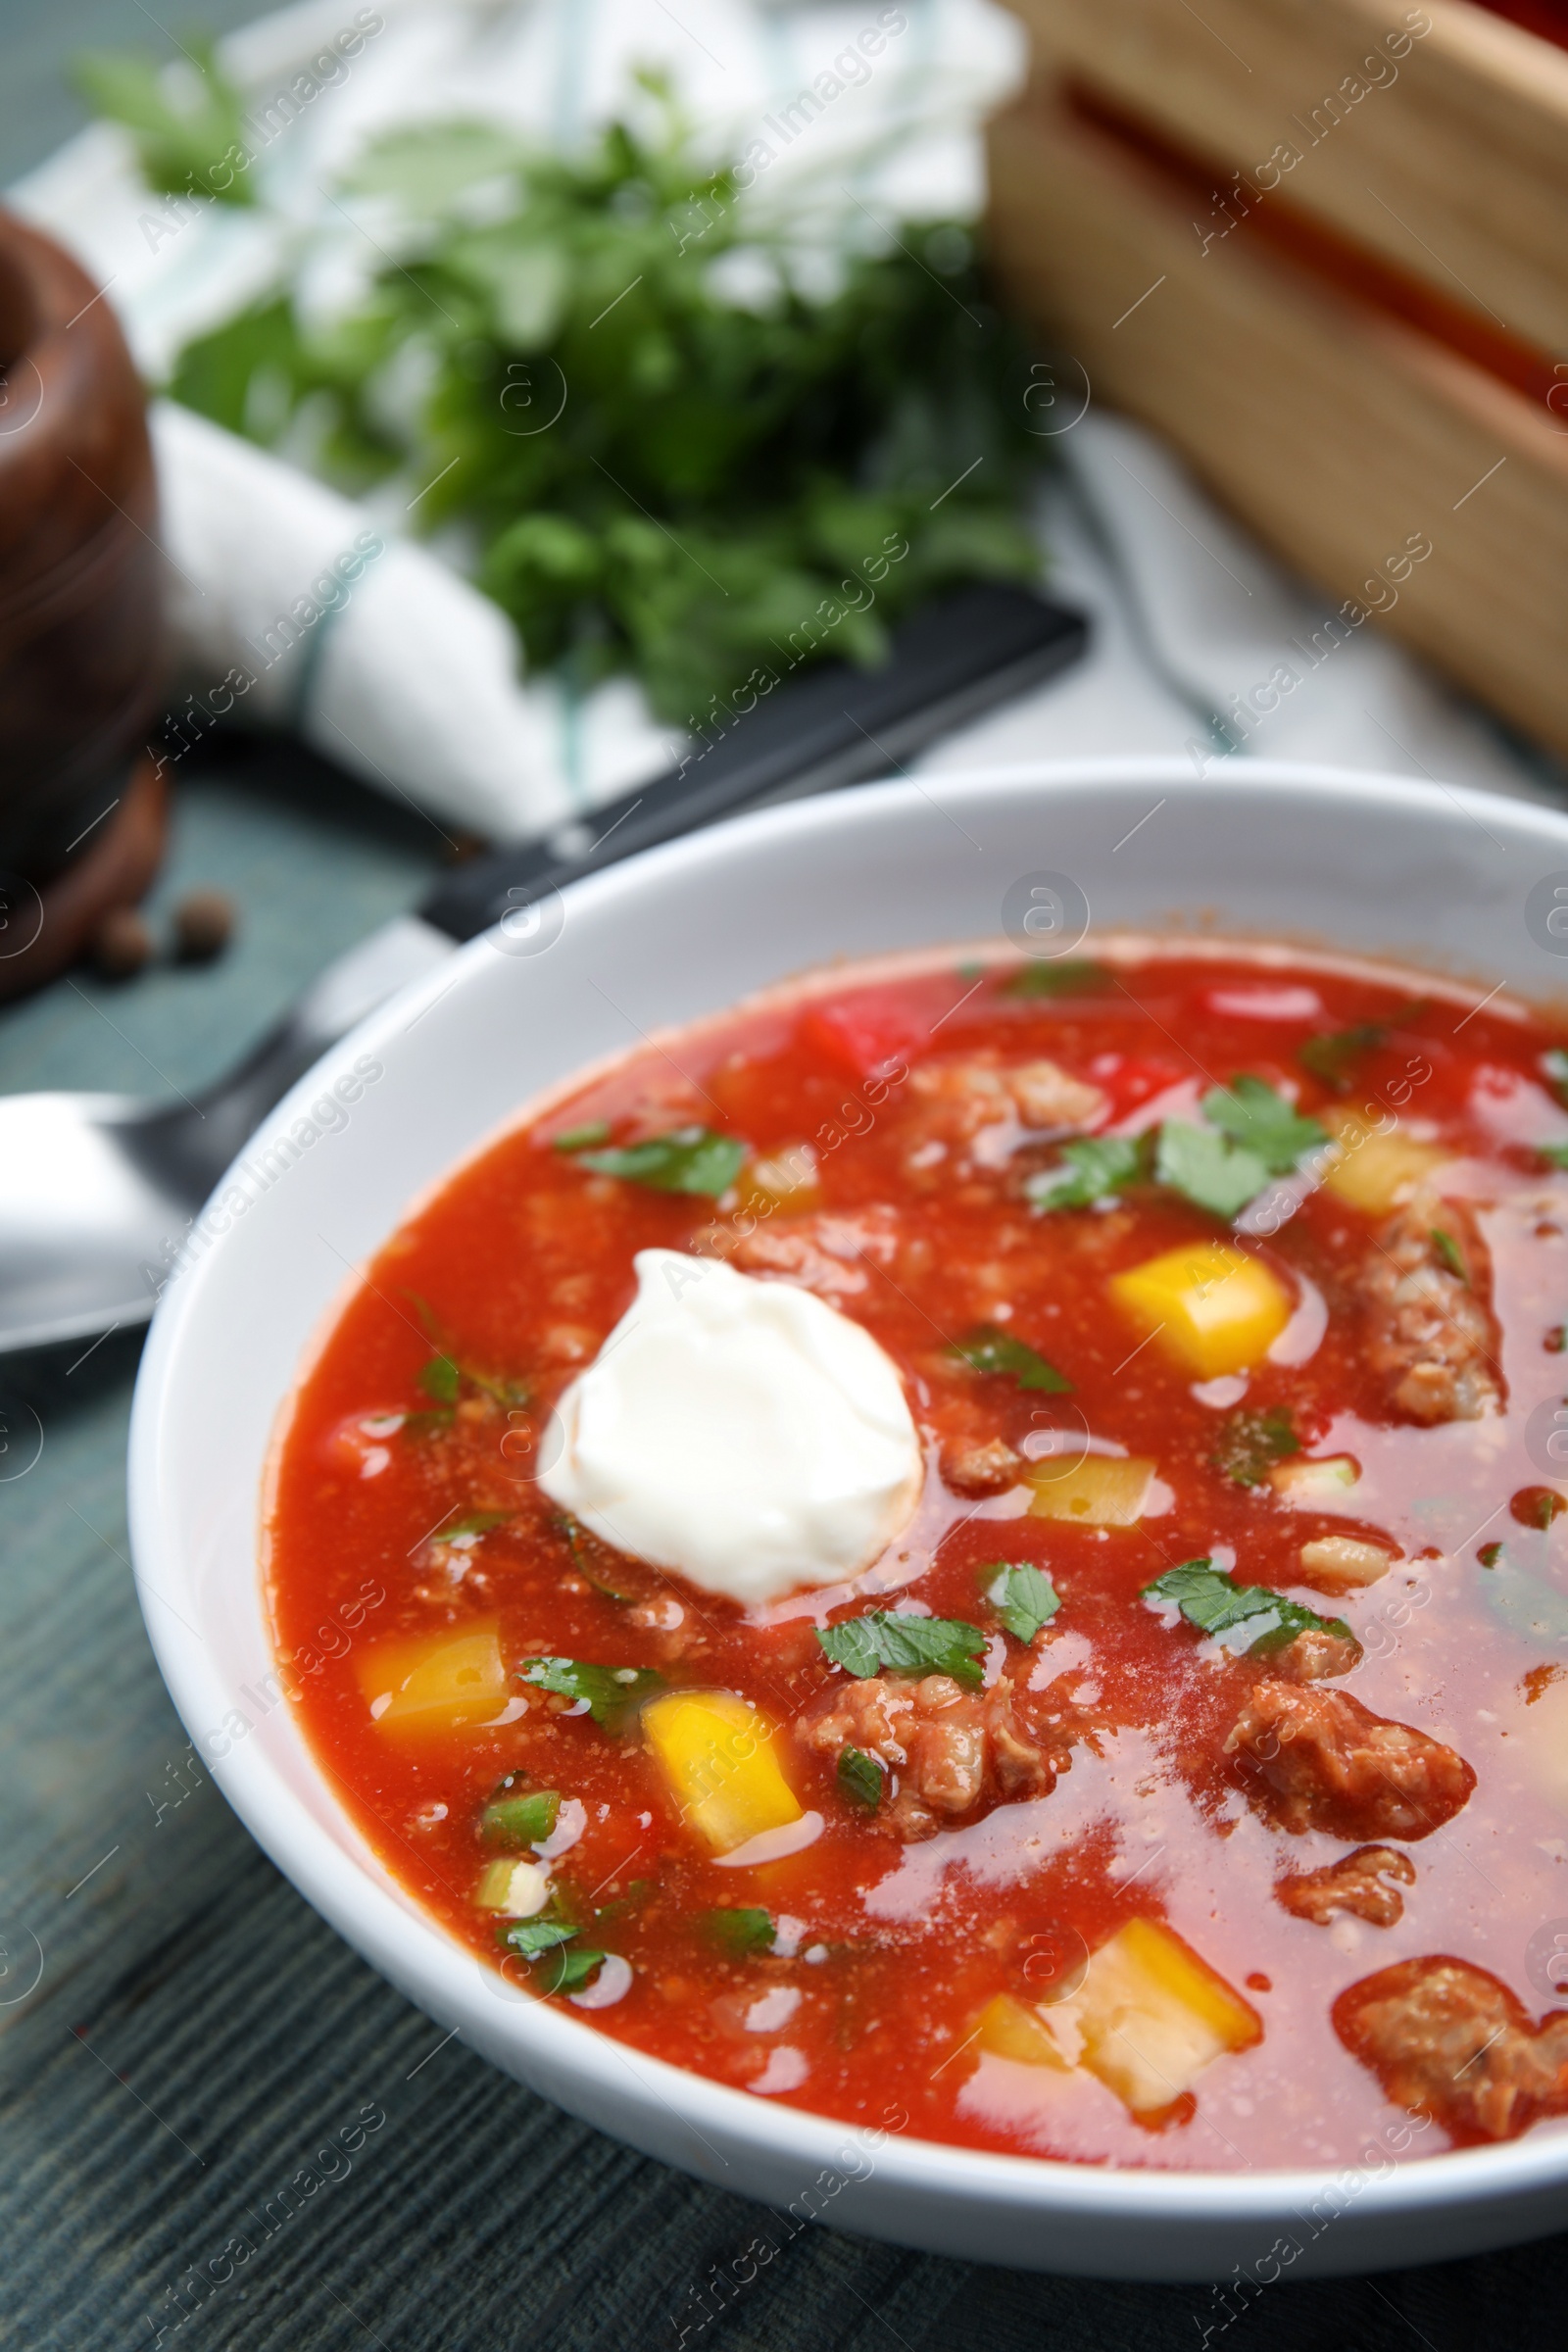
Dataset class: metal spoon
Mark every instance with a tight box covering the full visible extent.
[0,585,1085,1355]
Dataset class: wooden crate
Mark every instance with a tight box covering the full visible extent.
[986,78,1568,754]
[1003,0,1568,355]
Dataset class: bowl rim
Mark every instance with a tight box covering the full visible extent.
[127,755,1568,2236]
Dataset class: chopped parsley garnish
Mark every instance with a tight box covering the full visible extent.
[539,1945,609,1994]
[517,1655,665,1728]
[1542,1049,1568,1109]
[1142,1557,1351,1655]
[1200,1076,1328,1174]
[404,1292,531,1415]
[418,1352,461,1404]
[572,1125,747,1197]
[703,1907,776,1954]
[595,1878,655,1922]
[499,1892,611,1991]
[480,1787,562,1848]
[557,1513,647,1602]
[553,1120,612,1151]
[999,958,1111,999]
[982,1562,1060,1642]
[837,1746,884,1808]
[438,1511,512,1543]
[401,1406,455,1439]
[1430,1227,1467,1282]
[1154,1120,1271,1221]
[948,1324,1071,1393]
[1298,1021,1393,1091]
[1025,1134,1143,1211]
[1210,1407,1300,1490]
[498,1917,577,1961]
[816,1611,988,1688]
[1153,1078,1328,1221]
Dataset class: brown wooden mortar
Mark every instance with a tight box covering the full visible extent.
[0,208,168,998]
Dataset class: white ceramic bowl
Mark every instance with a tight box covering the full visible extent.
[129,758,1568,2279]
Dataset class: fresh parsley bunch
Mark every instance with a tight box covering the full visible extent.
[84,49,1042,723]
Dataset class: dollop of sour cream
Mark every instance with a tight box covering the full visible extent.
[539,1249,921,1605]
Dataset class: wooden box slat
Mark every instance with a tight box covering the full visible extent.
[986,82,1568,755]
[1004,0,1568,353]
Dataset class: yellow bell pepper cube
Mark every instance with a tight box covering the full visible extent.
[358,1624,507,1734]
[1319,1104,1450,1215]
[643,1690,803,1855]
[1109,1242,1291,1379]
[971,1992,1072,2070]
[1063,1916,1260,2115]
[1027,1455,1156,1528]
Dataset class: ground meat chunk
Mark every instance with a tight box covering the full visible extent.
[1270,1625,1364,1683]
[1356,1196,1501,1423]
[710,1206,900,1298]
[1334,1957,1568,2140]
[1276,1844,1415,1927]
[906,1052,1107,1162]
[1006,1058,1109,1130]
[798,1670,1074,1840]
[1225,1678,1475,1840]
[942,1435,1024,1496]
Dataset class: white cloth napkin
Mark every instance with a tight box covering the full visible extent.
[12,0,1554,838]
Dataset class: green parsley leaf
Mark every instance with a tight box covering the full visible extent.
[1200,1076,1327,1174]
[1142,1558,1351,1654]
[983,1563,1060,1642]
[401,1407,455,1439]
[72,37,256,206]
[576,1126,747,1197]
[1542,1050,1568,1109]
[1154,1120,1271,1220]
[816,1611,988,1688]
[418,1353,462,1404]
[517,1655,665,1728]
[1210,1407,1300,1490]
[837,1746,884,1808]
[948,1324,1071,1393]
[538,1944,608,1994]
[553,1120,612,1151]
[498,1916,578,1961]
[1538,1144,1568,1170]
[556,1513,647,1603]
[703,1907,776,1954]
[480,1788,562,1848]
[999,958,1111,999]
[1430,1227,1467,1282]
[595,1878,655,1922]
[1025,1134,1143,1211]
[1298,1022,1391,1092]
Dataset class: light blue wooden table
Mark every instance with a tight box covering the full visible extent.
[1,10,1563,2348]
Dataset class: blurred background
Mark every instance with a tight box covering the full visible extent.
[3,3,1567,2346]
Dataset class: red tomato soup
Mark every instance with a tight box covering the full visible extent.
[267,942,1568,2170]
